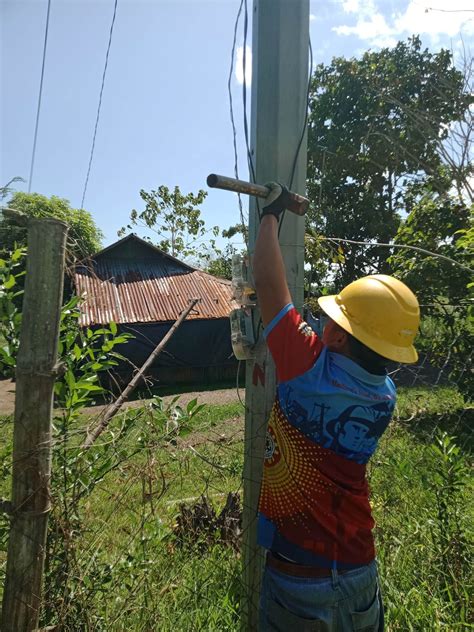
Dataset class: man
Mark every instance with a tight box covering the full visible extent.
[253,183,420,631]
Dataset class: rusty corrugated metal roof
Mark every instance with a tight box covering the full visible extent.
[73,237,237,327]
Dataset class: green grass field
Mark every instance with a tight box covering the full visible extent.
[0,386,472,630]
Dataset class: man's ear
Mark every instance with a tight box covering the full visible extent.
[331,325,349,351]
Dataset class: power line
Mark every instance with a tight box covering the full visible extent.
[278,34,314,237]
[316,235,474,273]
[28,0,52,194]
[423,5,474,13]
[81,0,118,209]
[228,0,247,248]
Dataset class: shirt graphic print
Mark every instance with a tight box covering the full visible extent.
[257,303,396,568]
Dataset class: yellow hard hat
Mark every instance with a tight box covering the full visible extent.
[318,274,420,364]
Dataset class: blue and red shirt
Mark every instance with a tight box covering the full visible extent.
[257,303,396,569]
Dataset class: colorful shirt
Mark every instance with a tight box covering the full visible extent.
[257,303,396,569]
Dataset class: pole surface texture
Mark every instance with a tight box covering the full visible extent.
[1,218,68,631]
[241,1,309,630]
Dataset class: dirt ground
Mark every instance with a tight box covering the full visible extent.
[0,378,243,417]
[0,380,15,416]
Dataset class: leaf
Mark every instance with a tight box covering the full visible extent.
[186,398,198,413]
[109,321,117,335]
[3,275,16,289]
[11,249,25,262]
[75,382,103,392]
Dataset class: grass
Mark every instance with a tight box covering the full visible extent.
[0,386,472,630]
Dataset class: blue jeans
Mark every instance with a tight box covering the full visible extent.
[259,559,384,631]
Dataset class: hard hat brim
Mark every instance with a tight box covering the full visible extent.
[318,294,418,364]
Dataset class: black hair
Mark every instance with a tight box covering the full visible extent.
[347,333,388,375]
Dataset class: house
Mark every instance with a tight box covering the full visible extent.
[73,234,238,386]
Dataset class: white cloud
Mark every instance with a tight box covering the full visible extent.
[342,0,360,13]
[335,13,392,40]
[394,0,474,38]
[235,45,252,86]
[333,0,474,46]
[310,13,317,21]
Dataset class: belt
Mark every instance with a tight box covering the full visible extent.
[266,551,350,578]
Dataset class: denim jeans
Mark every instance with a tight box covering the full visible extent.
[259,559,384,631]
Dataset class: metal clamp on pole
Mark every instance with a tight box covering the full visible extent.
[206,173,309,216]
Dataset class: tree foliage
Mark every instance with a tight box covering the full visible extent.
[204,244,237,280]
[389,176,473,399]
[0,247,26,378]
[390,173,472,305]
[307,36,471,286]
[1,192,103,259]
[119,185,219,261]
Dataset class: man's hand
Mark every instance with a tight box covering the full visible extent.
[261,182,292,220]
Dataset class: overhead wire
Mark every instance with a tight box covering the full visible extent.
[81,0,118,209]
[228,0,248,249]
[317,235,474,273]
[278,33,314,237]
[242,0,257,188]
[28,0,52,194]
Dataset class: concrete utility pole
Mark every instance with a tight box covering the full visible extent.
[241,1,309,630]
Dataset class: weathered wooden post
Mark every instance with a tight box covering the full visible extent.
[1,216,68,631]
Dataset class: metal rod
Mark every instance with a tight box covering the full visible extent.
[207,173,269,198]
[207,173,309,216]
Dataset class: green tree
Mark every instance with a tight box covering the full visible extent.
[390,172,472,305]
[307,36,471,286]
[1,192,103,259]
[119,185,219,261]
[389,174,473,399]
[204,244,237,280]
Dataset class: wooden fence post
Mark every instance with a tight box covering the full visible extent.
[1,217,68,631]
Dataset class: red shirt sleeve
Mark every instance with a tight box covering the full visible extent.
[265,303,324,382]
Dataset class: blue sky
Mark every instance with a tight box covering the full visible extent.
[1,0,472,251]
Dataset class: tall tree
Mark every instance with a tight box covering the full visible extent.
[388,172,473,398]
[119,185,219,262]
[1,192,103,259]
[204,243,238,280]
[307,36,470,286]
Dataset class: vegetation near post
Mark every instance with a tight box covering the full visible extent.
[1,192,103,259]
